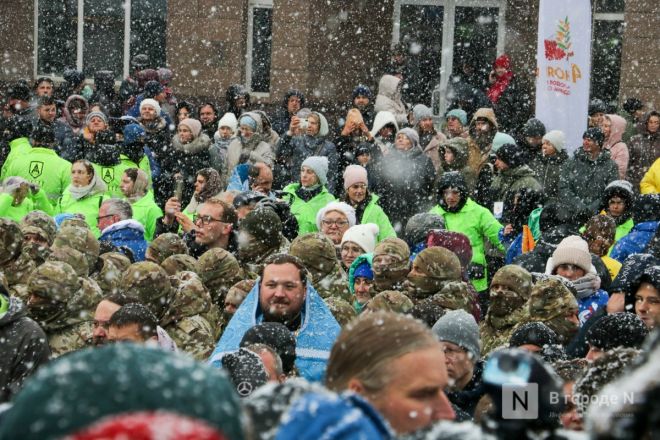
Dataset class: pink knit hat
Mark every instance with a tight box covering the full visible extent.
[343,164,368,190]
[179,118,202,138]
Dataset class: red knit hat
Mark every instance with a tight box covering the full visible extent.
[493,54,511,70]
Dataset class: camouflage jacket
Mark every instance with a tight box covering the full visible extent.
[48,321,94,358]
[480,306,529,356]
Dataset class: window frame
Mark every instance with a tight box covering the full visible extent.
[392,0,507,117]
[33,0,134,82]
[246,0,274,98]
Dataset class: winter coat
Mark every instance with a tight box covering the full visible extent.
[226,112,275,173]
[611,221,659,263]
[57,188,106,237]
[576,290,609,326]
[139,116,172,204]
[420,130,448,174]
[282,183,336,235]
[3,137,32,167]
[370,110,399,155]
[528,149,569,202]
[558,148,618,218]
[128,191,163,242]
[372,146,436,229]
[0,146,71,208]
[603,114,630,179]
[359,194,397,241]
[275,131,339,193]
[210,132,233,175]
[491,75,531,136]
[439,137,478,192]
[271,90,306,136]
[209,281,341,382]
[628,111,660,190]
[374,74,408,127]
[92,155,140,199]
[161,132,213,204]
[429,198,504,291]
[99,219,148,261]
[50,120,77,162]
[0,296,50,403]
[0,188,54,222]
[640,157,660,194]
[489,165,542,208]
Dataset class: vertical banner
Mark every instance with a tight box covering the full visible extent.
[535,0,591,153]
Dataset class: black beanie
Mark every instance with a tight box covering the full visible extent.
[143,80,164,98]
[583,127,605,146]
[509,322,559,348]
[522,118,546,138]
[31,122,56,145]
[496,143,526,169]
[586,312,648,350]
[8,82,31,102]
[632,194,660,224]
[240,322,297,375]
[8,117,35,140]
[95,130,117,146]
[221,348,269,398]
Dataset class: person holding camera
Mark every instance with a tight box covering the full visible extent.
[0,177,53,221]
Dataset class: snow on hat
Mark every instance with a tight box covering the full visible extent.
[542,130,566,152]
[522,118,547,138]
[343,164,368,190]
[352,84,373,100]
[586,312,648,350]
[509,322,559,349]
[496,142,526,168]
[341,223,380,254]
[140,98,161,115]
[397,127,420,148]
[85,111,108,126]
[583,127,605,146]
[446,109,468,126]
[218,112,238,133]
[412,104,433,126]
[550,235,593,274]
[178,118,202,138]
[432,309,481,362]
[491,131,516,152]
[316,201,356,231]
[240,322,297,375]
[301,156,329,187]
[239,114,258,131]
[143,80,164,98]
[353,261,374,280]
[123,123,146,145]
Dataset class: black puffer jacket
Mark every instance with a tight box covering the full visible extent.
[529,149,569,202]
[0,296,51,403]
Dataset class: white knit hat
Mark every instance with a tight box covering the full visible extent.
[316,201,356,231]
[140,98,161,115]
[301,156,329,187]
[218,112,238,133]
[542,130,566,152]
[341,223,380,253]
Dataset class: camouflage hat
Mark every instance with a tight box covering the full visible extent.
[0,272,8,295]
[431,281,473,313]
[0,218,23,265]
[48,245,90,277]
[373,237,410,262]
[161,254,200,276]
[60,217,91,230]
[289,233,338,281]
[198,248,243,290]
[100,252,131,273]
[53,226,100,270]
[324,297,357,327]
[120,261,174,318]
[161,271,213,326]
[20,225,50,243]
[21,210,57,245]
[147,233,188,264]
[27,261,80,302]
[413,247,462,281]
[94,252,132,296]
[528,277,578,321]
[225,279,256,307]
[239,207,282,245]
[366,290,414,314]
[491,265,534,299]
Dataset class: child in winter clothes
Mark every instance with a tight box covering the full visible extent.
[546,235,609,325]
[210,112,238,175]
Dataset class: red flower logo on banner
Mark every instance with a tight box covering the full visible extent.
[544,16,575,61]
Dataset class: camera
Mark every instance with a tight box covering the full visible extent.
[299,118,308,131]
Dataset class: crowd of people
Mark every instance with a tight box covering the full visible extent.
[0,52,659,439]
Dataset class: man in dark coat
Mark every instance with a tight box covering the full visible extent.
[0,274,51,403]
[271,89,305,136]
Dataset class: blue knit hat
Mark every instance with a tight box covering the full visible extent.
[353,261,374,280]
[239,115,258,131]
[446,109,468,126]
[352,84,373,100]
[123,123,146,145]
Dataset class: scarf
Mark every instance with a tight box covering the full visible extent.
[296,184,322,202]
[68,173,107,201]
[487,71,514,104]
[194,168,223,203]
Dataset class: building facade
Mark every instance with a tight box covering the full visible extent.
[1,0,657,115]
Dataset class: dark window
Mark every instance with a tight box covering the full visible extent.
[251,7,273,93]
[83,0,125,78]
[131,0,168,71]
[37,0,77,75]
[590,19,624,105]
[453,7,499,89]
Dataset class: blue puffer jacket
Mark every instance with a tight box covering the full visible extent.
[611,221,658,263]
[276,392,393,440]
[99,220,148,261]
[208,280,341,382]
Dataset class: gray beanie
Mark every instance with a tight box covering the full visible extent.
[397,127,420,149]
[301,156,329,187]
[412,104,433,126]
[432,309,481,361]
[542,130,566,152]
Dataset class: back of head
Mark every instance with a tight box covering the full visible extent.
[120,261,173,318]
[325,311,437,392]
[289,233,337,281]
[404,213,445,247]
[240,322,297,375]
[632,194,660,224]
[147,233,188,264]
[586,312,648,351]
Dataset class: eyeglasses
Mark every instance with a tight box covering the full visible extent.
[194,215,225,226]
[97,214,115,221]
[349,183,367,190]
[321,219,349,227]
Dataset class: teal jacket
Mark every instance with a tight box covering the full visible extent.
[283,183,336,235]
[360,194,397,241]
[430,198,504,291]
[348,253,373,314]
[57,188,106,237]
[0,189,54,222]
[129,191,163,241]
